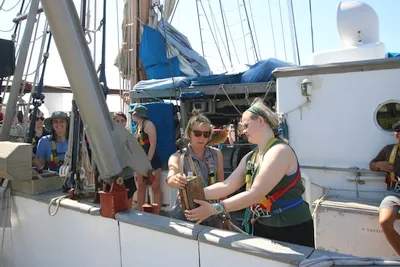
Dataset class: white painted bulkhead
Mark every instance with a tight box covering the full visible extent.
[0,194,315,267]
[275,61,400,258]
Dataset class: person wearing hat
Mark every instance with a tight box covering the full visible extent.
[130,105,162,213]
[370,120,400,255]
[32,111,69,172]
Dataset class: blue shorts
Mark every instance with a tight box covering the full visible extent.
[150,152,162,170]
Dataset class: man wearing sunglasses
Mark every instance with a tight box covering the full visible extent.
[370,121,400,255]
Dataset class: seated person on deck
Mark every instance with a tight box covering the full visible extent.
[370,120,400,255]
[32,111,69,173]
[29,109,50,155]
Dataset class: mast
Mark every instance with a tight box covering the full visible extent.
[0,0,40,141]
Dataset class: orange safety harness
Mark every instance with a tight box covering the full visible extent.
[243,138,303,234]
[48,140,64,169]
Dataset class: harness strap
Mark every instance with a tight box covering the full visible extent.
[243,197,304,235]
[138,120,149,146]
[50,140,60,166]
[260,163,302,212]
[179,153,190,210]
[388,144,399,188]
[256,197,303,217]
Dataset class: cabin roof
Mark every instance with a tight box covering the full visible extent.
[273,57,400,78]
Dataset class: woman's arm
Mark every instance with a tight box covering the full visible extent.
[203,151,250,200]
[166,152,186,189]
[221,144,294,212]
[369,145,393,172]
[215,148,226,200]
[216,149,224,183]
[185,144,296,224]
[145,121,157,161]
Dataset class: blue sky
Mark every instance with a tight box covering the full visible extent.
[0,0,398,89]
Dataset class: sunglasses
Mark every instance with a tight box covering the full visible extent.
[395,128,400,133]
[36,117,44,121]
[192,130,211,138]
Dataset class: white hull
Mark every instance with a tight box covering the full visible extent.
[1,194,315,267]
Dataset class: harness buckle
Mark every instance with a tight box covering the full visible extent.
[394,180,400,193]
[250,204,271,221]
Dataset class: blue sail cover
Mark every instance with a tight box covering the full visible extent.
[139,25,182,79]
[157,20,211,77]
[240,58,294,83]
[133,58,293,91]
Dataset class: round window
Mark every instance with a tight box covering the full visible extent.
[375,101,400,131]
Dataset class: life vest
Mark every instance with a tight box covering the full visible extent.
[136,120,150,147]
[386,144,399,190]
[185,148,217,187]
[48,140,64,169]
[243,138,303,234]
[245,138,302,214]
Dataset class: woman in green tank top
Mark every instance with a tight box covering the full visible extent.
[184,98,314,248]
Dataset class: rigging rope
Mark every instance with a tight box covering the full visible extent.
[241,0,258,62]
[220,0,240,65]
[247,0,261,60]
[308,0,315,53]
[26,28,51,144]
[115,0,124,111]
[20,12,42,97]
[236,0,249,63]
[0,25,15,33]
[22,0,31,14]
[93,0,97,66]
[289,0,301,65]
[195,0,205,58]
[12,0,26,41]
[98,0,108,95]
[48,195,69,216]
[199,0,227,71]
[1,0,22,12]
[267,0,277,58]
[278,0,287,61]
[218,0,232,67]
[23,21,49,127]
[207,0,229,68]
[168,0,179,23]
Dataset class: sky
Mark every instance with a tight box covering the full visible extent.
[0,0,399,91]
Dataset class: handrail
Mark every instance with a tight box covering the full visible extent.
[301,165,380,174]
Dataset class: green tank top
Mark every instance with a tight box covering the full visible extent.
[247,140,312,227]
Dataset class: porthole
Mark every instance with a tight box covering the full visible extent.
[375,101,400,131]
